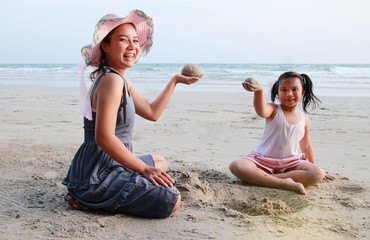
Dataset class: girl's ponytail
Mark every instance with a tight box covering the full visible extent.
[301,73,321,113]
[270,80,280,103]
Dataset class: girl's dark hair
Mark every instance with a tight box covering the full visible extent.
[271,71,321,113]
[89,32,113,81]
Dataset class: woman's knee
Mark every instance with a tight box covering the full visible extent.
[152,155,168,171]
[171,194,181,214]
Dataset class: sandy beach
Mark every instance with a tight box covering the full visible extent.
[0,85,369,239]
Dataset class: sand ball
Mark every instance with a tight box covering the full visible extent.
[181,64,202,77]
[244,78,257,84]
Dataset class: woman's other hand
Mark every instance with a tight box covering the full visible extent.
[173,74,203,85]
[142,165,175,187]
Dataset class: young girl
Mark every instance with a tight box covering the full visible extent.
[229,72,334,195]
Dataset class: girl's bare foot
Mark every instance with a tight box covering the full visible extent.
[280,178,306,195]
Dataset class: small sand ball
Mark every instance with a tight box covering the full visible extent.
[244,78,256,84]
[181,64,202,77]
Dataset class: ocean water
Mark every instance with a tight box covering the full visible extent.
[0,63,369,97]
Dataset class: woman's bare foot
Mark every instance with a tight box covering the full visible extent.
[279,178,306,195]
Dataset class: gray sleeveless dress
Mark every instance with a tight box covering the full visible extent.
[62,67,179,218]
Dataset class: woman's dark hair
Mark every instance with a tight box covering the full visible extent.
[271,71,321,113]
[89,23,136,81]
[89,32,113,81]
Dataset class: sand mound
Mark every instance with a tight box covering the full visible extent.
[226,195,308,216]
[174,171,214,203]
[172,168,308,217]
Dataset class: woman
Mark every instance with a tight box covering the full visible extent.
[63,9,202,218]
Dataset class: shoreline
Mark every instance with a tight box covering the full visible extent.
[1,84,370,98]
[0,85,369,239]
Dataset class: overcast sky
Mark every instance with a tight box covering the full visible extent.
[1,0,369,64]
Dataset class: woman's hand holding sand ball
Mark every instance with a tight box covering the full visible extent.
[175,64,203,85]
[242,77,262,92]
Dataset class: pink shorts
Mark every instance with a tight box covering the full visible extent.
[242,151,309,174]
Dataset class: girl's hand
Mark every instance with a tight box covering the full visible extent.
[141,165,175,187]
[242,82,263,92]
[323,174,335,181]
[174,74,203,85]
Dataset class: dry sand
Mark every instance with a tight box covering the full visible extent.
[0,86,369,239]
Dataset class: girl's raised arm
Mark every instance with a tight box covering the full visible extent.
[242,81,276,119]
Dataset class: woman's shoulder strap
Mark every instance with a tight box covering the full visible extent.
[102,66,121,76]
[90,67,129,101]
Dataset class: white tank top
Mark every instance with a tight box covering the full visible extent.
[256,105,305,159]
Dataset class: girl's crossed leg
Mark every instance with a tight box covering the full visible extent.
[229,159,324,194]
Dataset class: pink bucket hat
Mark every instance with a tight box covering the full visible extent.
[78,9,154,120]
[81,9,154,67]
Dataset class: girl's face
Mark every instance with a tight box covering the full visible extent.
[101,23,141,70]
[278,77,304,109]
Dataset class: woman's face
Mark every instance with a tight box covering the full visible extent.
[101,23,141,70]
